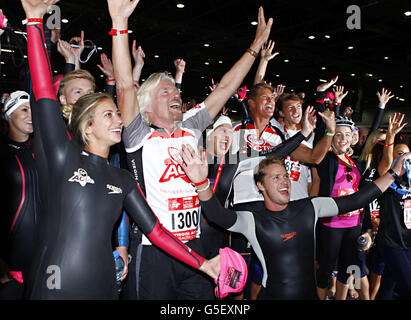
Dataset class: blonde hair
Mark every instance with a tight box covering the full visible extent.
[136,71,175,125]
[59,69,96,97]
[254,156,286,187]
[65,92,113,146]
[359,129,387,172]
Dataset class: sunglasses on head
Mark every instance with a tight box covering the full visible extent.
[345,166,353,182]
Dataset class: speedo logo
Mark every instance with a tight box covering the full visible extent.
[106,184,122,194]
[280,231,297,242]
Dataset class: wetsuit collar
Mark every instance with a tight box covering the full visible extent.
[81,150,109,165]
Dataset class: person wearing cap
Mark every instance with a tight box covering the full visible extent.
[178,143,411,299]
[198,115,234,260]
[314,115,375,300]
[0,90,41,299]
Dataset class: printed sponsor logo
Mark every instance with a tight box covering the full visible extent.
[159,147,191,183]
[68,168,95,187]
[106,184,122,194]
[280,231,297,242]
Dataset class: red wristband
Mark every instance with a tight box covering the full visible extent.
[105,78,115,82]
[23,18,44,25]
[193,178,208,187]
[109,29,131,36]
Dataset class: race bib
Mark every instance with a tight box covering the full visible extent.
[403,200,411,229]
[168,195,200,241]
[285,157,301,182]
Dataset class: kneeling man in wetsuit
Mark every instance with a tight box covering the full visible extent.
[178,144,409,299]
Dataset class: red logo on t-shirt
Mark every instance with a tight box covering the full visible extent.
[159,147,191,183]
[280,231,297,242]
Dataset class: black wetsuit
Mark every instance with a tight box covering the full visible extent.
[0,136,41,282]
[200,181,383,299]
[25,22,206,300]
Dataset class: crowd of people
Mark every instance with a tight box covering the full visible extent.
[0,0,410,301]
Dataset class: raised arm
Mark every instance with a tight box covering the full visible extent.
[131,40,145,87]
[203,7,273,120]
[108,0,140,127]
[23,0,70,164]
[378,112,406,175]
[290,108,336,165]
[253,39,279,85]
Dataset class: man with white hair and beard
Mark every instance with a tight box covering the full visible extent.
[108,0,273,299]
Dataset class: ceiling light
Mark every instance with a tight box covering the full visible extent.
[154,55,159,58]
[404,11,411,16]
[400,85,403,88]
[305,79,310,82]
[378,79,383,82]
[218,60,223,64]
[61,18,69,23]
[324,35,331,39]
[276,74,280,77]
[251,21,258,26]
[384,56,389,60]
[204,62,209,65]
[308,35,315,39]
[347,46,354,50]
[176,2,184,8]
[284,59,289,62]
[321,66,326,70]
[319,79,327,82]
[203,43,210,47]
[351,73,355,76]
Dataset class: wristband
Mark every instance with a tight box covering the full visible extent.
[193,178,208,187]
[105,78,115,82]
[109,29,132,36]
[246,48,258,58]
[325,130,335,136]
[195,179,210,193]
[387,168,400,181]
[22,18,44,25]
[377,141,394,147]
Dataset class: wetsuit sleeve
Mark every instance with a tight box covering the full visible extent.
[27,23,70,164]
[200,194,238,229]
[311,182,382,218]
[64,62,75,75]
[123,186,205,268]
[258,131,306,158]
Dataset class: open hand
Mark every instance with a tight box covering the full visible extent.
[177,144,208,184]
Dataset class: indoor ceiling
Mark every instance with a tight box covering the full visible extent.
[1,0,410,122]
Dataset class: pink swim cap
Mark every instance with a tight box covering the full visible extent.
[214,247,248,298]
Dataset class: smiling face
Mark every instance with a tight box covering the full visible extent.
[147,79,183,129]
[59,78,95,106]
[8,102,33,141]
[332,126,353,154]
[85,99,123,149]
[207,123,234,157]
[256,163,291,210]
[248,87,276,120]
[279,99,303,126]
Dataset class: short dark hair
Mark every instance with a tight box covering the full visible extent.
[277,92,304,111]
[247,83,274,101]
